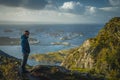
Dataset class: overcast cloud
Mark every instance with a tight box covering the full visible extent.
[0,0,120,24]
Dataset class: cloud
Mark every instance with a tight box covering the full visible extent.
[0,0,120,24]
[109,0,120,6]
[0,5,82,24]
[85,6,97,15]
[0,5,102,24]
[60,1,82,10]
[0,0,49,10]
[22,0,48,9]
[59,1,98,15]
[44,4,57,10]
[99,7,120,12]
[0,0,22,7]
[59,1,85,14]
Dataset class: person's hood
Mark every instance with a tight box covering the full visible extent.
[21,34,28,40]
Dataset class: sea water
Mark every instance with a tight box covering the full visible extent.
[0,24,104,66]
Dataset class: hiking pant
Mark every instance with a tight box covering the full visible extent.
[21,53,29,71]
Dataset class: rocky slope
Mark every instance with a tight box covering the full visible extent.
[61,39,94,69]
[0,50,22,80]
[0,50,104,80]
[29,48,76,65]
[61,17,120,80]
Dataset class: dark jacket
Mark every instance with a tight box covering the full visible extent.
[21,34,30,54]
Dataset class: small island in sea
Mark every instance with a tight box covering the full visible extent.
[0,37,39,45]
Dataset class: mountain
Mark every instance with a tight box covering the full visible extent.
[61,17,120,80]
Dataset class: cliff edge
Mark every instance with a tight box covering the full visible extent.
[61,17,120,80]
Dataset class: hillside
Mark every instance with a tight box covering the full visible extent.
[29,48,77,65]
[61,17,120,80]
[0,50,104,80]
[0,50,21,80]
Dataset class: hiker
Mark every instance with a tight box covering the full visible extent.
[20,30,30,73]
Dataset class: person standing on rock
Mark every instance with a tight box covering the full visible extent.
[20,30,30,73]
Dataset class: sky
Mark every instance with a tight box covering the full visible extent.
[0,0,120,24]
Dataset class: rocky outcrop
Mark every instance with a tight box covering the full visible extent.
[30,65,104,80]
[0,50,104,80]
[61,17,120,79]
[0,50,22,80]
[29,49,74,65]
[61,40,94,69]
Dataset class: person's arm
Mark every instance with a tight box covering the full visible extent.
[21,39,27,53]
[26,40,30,53]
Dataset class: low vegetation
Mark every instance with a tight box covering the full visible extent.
[0,52,21,80]
[0,50,104,80]
[61,17,120,80]
[29,48,77,64]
